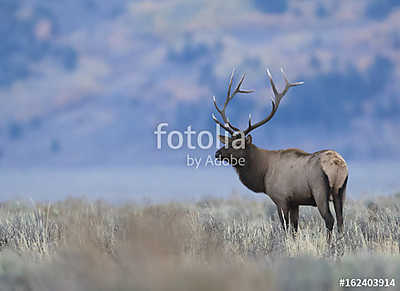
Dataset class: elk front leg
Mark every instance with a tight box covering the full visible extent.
[289,205,299,233]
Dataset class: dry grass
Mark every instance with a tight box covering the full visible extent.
[0,194,399,290]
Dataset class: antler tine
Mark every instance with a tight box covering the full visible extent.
[212,113,233,134]
[281,68,304,87]
[233,73,255,96]
[226,68,235,105]
[212,70,254,134]
[213,93,239,133]
[244,68,303,135]
[267,69,279,101]
[275,68,304,101]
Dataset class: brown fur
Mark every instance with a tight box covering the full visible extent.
[320,150,348,192]
[216,141,348,239]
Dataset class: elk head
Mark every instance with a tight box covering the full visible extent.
[215,133,252,164]
[212,68,304,166]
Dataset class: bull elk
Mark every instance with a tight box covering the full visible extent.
[212,69,348,240]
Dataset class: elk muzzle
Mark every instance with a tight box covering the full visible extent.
[215,149,222,160]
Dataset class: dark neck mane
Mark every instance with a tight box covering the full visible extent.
[234,145,269,193]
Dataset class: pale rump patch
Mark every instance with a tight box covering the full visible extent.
[320,150,348,192]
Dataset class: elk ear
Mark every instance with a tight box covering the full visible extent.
[245,134,252,145]
[218,135,231,145]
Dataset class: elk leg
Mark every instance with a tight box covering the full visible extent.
[313,186,334,243]
[332,190,343,234]
[289,205,299,233]
[319,203,334,244]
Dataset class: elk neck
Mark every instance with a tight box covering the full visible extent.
[233,144,270,193]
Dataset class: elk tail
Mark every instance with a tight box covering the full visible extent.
[320,150,348,202]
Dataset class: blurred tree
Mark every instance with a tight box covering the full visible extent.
[50,139,61,153]
[252,0,288,14]
[0,2,77,87]
[8,122,23,140]
[366,0,400,20]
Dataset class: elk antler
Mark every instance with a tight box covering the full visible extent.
[243,68,303,135]
[212,69,254,134]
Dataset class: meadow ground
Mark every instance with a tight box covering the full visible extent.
[0,194,399,291]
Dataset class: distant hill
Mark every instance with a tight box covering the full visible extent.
[0,0,399,167]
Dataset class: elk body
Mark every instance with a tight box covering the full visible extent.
[212,69,348,239]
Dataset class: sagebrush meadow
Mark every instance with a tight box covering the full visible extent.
[0,194,398,290]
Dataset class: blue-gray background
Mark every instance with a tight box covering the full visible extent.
[1,0,399,201]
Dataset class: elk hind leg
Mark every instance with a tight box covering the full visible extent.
[333,177,347,234]
[332,189,343,234]
[312,184,334,243]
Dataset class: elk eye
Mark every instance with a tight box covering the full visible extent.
[232,139,243,148]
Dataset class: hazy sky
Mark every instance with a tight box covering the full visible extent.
[0,0,399,199]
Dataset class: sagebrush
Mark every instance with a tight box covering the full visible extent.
[0,194,399,290]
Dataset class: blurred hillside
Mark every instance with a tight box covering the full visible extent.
[1,0,400,168]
